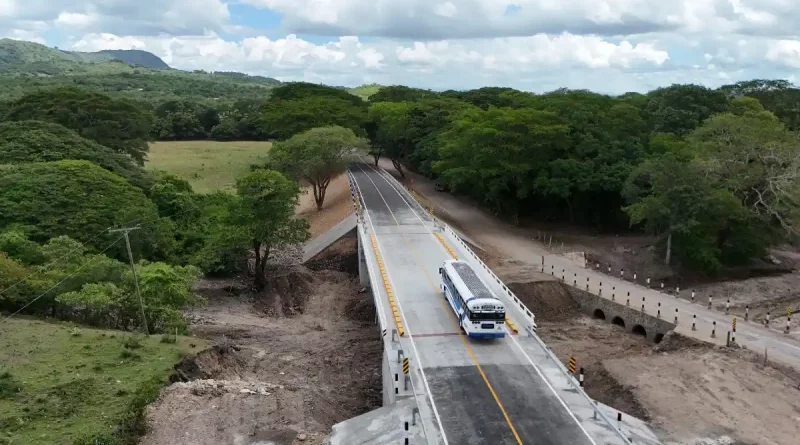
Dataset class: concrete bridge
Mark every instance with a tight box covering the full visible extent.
[327,162,661,445]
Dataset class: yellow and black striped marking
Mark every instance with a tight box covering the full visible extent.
[402,357,410,375]
[370,233,405,337]
[568,356,577,374]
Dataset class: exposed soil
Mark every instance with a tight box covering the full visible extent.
[297,173,355,239]
[507,279,800,445]
[305,231,358,276]
[140,242,382,445]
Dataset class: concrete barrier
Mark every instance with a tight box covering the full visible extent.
[568,287,675,343]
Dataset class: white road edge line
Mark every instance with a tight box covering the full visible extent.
[366,162,600,445]
[351,164,450,445]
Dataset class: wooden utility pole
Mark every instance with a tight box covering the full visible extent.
[109,226,148,335]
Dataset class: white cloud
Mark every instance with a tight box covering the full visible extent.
[54,12,97,29]
[434,2,458,18]
[2,0,800,94]
[64,31,676,93]
[1,1,230,37]
[0,0,18,17]
[766,39,800,68]
[242,0,800,39]
[357,48,385,69]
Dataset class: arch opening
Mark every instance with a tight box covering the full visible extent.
[654,333,664,344]
[611,316,625,328]
[632,325,647,337]
[592,309,606,320]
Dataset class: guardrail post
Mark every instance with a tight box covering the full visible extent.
[411,407,419,426]
[397,349,404,364]
[392,329,398,342]
[402,357,410,390]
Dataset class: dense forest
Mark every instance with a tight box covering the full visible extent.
[1,42,799,341]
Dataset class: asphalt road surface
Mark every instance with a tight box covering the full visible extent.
[351,162,596,445]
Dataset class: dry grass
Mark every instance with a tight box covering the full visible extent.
[147,141,271,193]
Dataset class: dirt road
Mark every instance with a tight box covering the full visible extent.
[508,279,800,445]
[386,161,800,445]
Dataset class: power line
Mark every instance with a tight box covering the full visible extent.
[0,235,125,325]
[0,206,198,298]
[109,226,148,335]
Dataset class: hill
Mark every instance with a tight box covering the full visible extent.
[96,49,171,69]
[0,39,282,103]
[0,38,170,71]
[348,83,384,100]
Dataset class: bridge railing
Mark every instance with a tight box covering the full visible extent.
[346,168,437,445]
[374,167,633,445]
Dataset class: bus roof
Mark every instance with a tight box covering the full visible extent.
[447,260,498,302]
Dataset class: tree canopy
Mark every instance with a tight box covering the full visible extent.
[269,126,368,210]
[262,95,367,140]
[0,120,151,189]
[0,160,170,261]
[230,169,309,289]
[3,86,154,165]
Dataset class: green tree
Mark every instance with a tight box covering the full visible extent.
[151,100,219,140]
[644,84,729,135]
[0,120,151,189]
[435,106,569,222]
[269,81,364,105]
[231,170,309,289]
[369,85,433,103]
[718,79,800,130]
[4,86,155,165]
[0,228,45,265]
[405,97,476,176]
[367,101,414,177]
[270,126,367,210]
[623,155,756,272]
[0,161,171,261]
[690,112,800,236]
[441,87,520,109]
[262,96,367,140]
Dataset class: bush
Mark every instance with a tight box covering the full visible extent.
[122,335,143,350]
[0,371,22,399]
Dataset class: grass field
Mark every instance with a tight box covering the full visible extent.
[147,140,271,193]
[348,83,383,100]
[0,318,207,445]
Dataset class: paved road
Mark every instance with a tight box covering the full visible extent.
[397,166,800,371]
[351,162,597,445]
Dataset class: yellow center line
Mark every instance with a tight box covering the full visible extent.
[357,166,524,445]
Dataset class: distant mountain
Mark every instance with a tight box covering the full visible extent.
[0,38,283,103]
[0,38,171,73]
[95,49,170,69]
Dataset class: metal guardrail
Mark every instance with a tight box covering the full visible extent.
[346,168,436,445]
[371,167,632,444]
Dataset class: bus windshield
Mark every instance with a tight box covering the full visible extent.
[469,311,505,321]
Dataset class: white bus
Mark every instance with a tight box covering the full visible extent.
[439,259,506,339]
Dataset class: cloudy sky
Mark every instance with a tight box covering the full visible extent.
[1,0,799,93]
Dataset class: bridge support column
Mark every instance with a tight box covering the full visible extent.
[358,233,369,287]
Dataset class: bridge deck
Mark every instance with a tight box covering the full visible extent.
[351,162,601,445]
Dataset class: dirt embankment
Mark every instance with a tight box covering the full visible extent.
[507,279,800,445]
[140,241,381,445]
[297,173,354,239]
